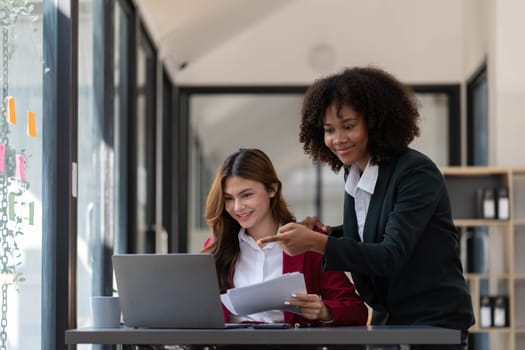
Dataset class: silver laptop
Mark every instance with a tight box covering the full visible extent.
[112,253,228,329]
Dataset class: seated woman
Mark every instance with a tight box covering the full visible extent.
[201,148,368,327]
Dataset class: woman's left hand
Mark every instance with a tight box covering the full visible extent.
[285,293,332,322]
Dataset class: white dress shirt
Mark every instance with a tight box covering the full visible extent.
[230,228,284,323]
[345,161,379,241]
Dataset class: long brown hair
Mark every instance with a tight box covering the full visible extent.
[202,148,295,291]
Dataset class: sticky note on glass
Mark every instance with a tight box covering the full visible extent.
[27,111,36,137]
[0,144,5,173]
[6,96,16,124]
[15,153,25,181]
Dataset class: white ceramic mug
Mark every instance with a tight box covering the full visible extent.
[90,296,121,328]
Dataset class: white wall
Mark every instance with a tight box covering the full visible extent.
[490,0,525,166]
[160,0,525,166]
[175,0,464,85]
[463,0,490,78]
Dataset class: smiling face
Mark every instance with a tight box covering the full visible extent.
[223,176,277,239]
[323,104,371,171]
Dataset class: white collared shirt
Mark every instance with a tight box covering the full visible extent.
[345,161,379,241]
[230,228,284,323]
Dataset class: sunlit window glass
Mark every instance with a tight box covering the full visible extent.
[76,1,97,342]
[0,1,43,349]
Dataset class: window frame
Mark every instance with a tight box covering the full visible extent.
[42,0,78,349]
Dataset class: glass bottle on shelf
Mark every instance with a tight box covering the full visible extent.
[497,187,510,220]
[493,295,508,327]
[479,295,493,328]
[478,188,496,219]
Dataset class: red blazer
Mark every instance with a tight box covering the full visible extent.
[206,234,368,326]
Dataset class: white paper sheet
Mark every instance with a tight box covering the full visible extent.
[220,272,306,316]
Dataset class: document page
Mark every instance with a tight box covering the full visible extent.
[220,272,306,316]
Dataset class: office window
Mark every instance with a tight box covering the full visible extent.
[132,26,157,253]
[76,4,123,350]
[467,66,488,166]
[71,2,133,349]
[0,2,43,349]
[114,0,132,254]
[77,0,101,339]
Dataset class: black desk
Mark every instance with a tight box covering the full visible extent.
[65,326,460,346]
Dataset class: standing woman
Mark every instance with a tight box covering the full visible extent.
[202,148,367,329]
[259,67,474,349]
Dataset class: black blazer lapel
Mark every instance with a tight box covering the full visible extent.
[343,192,360,241]
[362,161,395,243]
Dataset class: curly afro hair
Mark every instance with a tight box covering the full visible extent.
[300,66,420,172]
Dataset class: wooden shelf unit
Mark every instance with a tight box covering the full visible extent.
[441,167,525,350]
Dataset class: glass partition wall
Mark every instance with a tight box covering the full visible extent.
[0,2,43,349]
[76,3,121,350]
[76,3,132,350]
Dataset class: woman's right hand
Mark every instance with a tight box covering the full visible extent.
[257,222,328,256]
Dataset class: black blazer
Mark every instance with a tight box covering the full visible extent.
[324,149,474,330]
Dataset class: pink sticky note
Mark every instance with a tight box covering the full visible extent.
[0,144,5,173]
[15,153,25,181]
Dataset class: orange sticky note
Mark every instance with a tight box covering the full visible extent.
[27,111,36,137]
[6,96,16,124]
